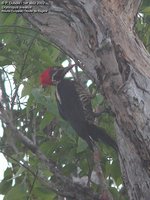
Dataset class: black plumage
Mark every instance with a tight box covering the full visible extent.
[56,79,117,151]
[40,66,118,151]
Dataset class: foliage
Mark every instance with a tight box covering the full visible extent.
[0,0,149,198]
[136,0,150,52]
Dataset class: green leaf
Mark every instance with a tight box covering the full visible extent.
[39,112,53,131]
[142,6,150,14]
[0,55,6,62]
[32,88,45,104]
[141,0,150,9]
[40,140,51,156]
[77,137,88,153]
[4,184,27,200]
[111,160,121,182]
[3,14,17,25]
[110,187,119,199]
[13,167,25,179]
[33,186,56,200]
[0,168,13,195]
[21,82,32,97]
[0,180,11,195]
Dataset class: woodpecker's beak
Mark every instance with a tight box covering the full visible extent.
[52,64,75,83]
[61,64,75,77]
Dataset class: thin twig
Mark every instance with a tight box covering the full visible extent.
[27,170,38,200]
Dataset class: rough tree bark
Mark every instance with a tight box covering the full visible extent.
[9,0,150,199]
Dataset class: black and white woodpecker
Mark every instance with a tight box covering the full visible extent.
[40,65,117,151]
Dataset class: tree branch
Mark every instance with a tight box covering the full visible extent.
[0,106,99,200]
[93,146,113,200]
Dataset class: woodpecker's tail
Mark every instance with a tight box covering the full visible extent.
[86,123,118,151]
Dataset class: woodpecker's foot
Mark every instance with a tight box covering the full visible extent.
[93,106,114,118]
[90,84,101,99]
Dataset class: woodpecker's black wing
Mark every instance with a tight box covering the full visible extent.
[56,79,86,122]
[56,79,117,150]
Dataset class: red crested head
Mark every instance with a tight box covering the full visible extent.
[40,68,53,87]
[40,65,75,87]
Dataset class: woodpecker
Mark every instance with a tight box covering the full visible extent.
[40,65,117,151]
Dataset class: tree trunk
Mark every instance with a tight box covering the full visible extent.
[12,0,150,199]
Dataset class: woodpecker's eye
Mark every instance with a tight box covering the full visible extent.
[52,69,63,83]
